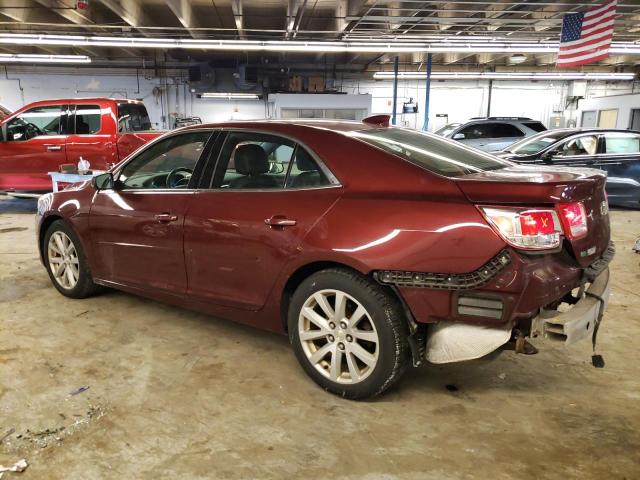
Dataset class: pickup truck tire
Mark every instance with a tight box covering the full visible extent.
[288,268,410,400]
[43,219,100,299]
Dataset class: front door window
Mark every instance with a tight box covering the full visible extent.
[119,131,211,189]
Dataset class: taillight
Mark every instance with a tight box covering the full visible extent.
[479,207,562,250]
[557,202,588,239]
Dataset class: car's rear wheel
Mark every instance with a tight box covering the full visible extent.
[288,268,410,400]
[44,220,99,299]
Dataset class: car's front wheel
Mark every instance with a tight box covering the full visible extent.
[43,220,99,299]
[288,268,410,400]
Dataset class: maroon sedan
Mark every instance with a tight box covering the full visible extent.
[36,117,613,399]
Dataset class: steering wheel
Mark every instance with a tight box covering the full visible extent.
[166,167,193,188]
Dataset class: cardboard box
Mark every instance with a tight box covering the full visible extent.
[288,75,303,92]
[308,76,325,93]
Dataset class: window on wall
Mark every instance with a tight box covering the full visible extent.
[5,106,63,141]
[280,108,366,121]
[74,105,101,134]
[598,109,618,128]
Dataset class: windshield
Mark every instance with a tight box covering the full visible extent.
[435,123,460,137]
[349,127,511,178]
[507,131,573,154]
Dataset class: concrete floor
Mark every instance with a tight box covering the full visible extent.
[1,196,639,480]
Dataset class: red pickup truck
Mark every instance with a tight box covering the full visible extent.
[0,98,162,192]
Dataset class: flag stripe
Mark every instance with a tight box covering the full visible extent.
[559,27,613,49]
[585,0,617,18]
[557,0,616,67]
[580,20,616,38]
[557,52,610,67]
[582,9,615,27]
[558,33,613,56]
[557,49,610,65]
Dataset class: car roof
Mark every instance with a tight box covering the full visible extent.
[183,118,377,134]
[535,127,640,135]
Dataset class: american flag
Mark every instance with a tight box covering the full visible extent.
[557,0,617,67]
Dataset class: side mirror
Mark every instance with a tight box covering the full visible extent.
[92,172,114,191]
[452,133,466,140]
[541,151,554,163]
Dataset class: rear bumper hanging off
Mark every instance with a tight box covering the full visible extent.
[530,268,611,345]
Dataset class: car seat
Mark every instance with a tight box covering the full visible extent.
[290,149,323,188]
[228,143,281,189]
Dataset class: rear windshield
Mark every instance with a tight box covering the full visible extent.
[349,127,511,177]
[522,121,547,133]
[507,131,573,154]
[118,103,152,132]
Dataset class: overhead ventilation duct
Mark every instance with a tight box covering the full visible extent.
[188,63,261,97]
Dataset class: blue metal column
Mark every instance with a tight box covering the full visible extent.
[423,53,432,131]
[391,56,399,125]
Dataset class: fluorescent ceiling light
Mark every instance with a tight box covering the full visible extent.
[0,33,638,55]
[0,53,91,64]
[200,92,259,99]
[372,71,636,81]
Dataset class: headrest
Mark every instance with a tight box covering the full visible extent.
[234,143,269,176]
[295,148,317,172]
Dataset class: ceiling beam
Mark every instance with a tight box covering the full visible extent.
[286,0,309,39]
[165,0,200,38]
[231,0,245,40]
[97,0,146,29]
[32,0,94,25]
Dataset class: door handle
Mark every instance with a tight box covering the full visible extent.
[46,145,62,151]
[265,216,297,227]
[154,213,178,223]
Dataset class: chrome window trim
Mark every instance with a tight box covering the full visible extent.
[196,184,343,194]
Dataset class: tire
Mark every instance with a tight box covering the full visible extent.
[288,268,410,400]
[43,219,100,299]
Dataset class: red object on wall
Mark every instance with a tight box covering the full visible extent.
[76,1,89,10]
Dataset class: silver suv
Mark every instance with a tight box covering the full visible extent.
[435,117,547,152]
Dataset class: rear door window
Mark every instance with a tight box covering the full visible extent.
[74,105,101,134]
[118,103,152,132]
[602,133,640,154]
[214,132,294,190]
[491,123,525,138]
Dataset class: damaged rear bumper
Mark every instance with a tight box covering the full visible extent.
[530,268,610,345]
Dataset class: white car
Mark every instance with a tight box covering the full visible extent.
[435,117,547,152]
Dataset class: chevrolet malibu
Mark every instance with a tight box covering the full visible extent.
[36,116,613,399]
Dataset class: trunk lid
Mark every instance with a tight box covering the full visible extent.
[454,165,611,268]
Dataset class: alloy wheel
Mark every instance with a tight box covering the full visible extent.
[298,289,379,384]
[47,231,80,290]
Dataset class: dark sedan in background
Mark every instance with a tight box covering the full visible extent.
[496,128,640,208]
